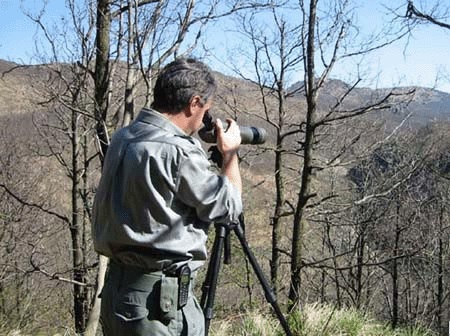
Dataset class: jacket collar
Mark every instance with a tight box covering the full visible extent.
[135,107,188,137]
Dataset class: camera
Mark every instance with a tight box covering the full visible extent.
[198,112,267,145]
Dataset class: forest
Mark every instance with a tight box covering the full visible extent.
[0,1,449,335]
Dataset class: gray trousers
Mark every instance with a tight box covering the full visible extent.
[100,262,205,336]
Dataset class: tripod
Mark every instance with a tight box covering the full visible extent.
[200,215,293,336]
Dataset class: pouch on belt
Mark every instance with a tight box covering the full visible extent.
[160,275,178,322]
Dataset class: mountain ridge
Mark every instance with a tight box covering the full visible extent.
[1,59,449,126]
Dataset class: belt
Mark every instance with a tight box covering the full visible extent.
[108,261,166,292]
[110,259,178,276]
[108,261,195,291]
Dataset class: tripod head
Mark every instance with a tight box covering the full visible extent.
[213,217,243,265]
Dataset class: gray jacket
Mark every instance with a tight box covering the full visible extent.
[92,108,242,272]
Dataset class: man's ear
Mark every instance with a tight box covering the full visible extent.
[187,95,202,116]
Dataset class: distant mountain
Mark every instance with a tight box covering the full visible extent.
[1,59,449,127]
[290,78,450,127]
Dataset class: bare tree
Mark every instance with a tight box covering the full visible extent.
[7,0,102,333]
[227,6,304,295]
[287,0,414,308]
[28,31,98,336]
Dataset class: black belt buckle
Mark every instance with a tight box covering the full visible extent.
[177,265,191,308]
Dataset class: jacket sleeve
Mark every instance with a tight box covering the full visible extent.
[175,148,242,224]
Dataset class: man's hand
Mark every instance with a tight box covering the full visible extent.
[215,118,242,194]
[215,119,241,156]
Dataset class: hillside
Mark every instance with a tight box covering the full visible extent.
[0,60,53,115]
[1,59,449,124]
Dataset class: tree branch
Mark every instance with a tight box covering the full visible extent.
[406,1,450,29]
[0,184,70,223]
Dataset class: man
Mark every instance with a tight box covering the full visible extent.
[92,58,242,336]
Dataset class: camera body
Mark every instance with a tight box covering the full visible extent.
[198,112,267,145]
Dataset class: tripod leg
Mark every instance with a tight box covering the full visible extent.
[233,223,293,336]
[200,225,227,336]
[200,227,221,308]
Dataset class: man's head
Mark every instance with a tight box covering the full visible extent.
[151,58,217,114]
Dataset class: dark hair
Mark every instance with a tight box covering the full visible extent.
[151,58,217,114]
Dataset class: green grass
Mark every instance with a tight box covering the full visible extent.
[210,303,438,336]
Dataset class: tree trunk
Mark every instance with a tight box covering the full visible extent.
[288,0,318,308]
[94,0,112,160]
[271,140,284,294]
[71,106,87,332]
[85,255,109,336]
[86,0,112,334]
[326,220,341,308]
[391,201,401,329]
[436,206,444,334]
[355,228,365,308]
[123,0,137,127]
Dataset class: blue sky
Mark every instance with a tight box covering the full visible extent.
[0,0,67,61]
[1,0,449,93]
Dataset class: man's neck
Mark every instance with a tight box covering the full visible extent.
[161,111,193,135]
